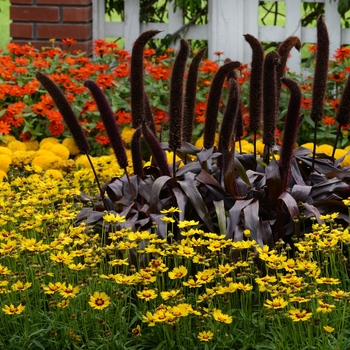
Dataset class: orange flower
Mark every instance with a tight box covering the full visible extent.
[95,134,110,145]
[61,38,77,45]
[322,116,336,126]
[49,121,65,136]
[0,121,11,135]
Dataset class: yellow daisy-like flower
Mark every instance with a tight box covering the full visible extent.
[2,303,25,315]
[11,280,32,292]
[316,277,340,285]
[316,300,336,314]
[161,216,176,223]
[59,283,80,298]
[160,289,180,301]
[137,289,158,301]
[160,207,182,214]
[42,282,63,294]
[287,308,312,322]
[178,220,199,229]
[168,266,188,280]
[57,299,70,308]
[195,269,216,284]
[88,292,111,310]
[264,297,288,309]
[213,309,233,324]
[197,330,214,342]
[323,325,335,334]
[131,325,141,337]
[103,212,126,223]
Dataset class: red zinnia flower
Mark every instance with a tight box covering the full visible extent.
[0,121,11,135]
[95,134,110,145]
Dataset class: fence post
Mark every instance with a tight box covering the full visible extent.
[285,0,302,73]
[243,0,259,65]
[124,0,140,52]
[92,0,105,44]
[325,0,341,59]
[168,2,183,50]
[208,0,246,62]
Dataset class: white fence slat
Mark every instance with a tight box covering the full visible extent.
[208,0,245,62]
[285,0,302,73]
[93,0,350,74]
[325,0,341,58]
[243,0,259,64]
[124,0,141,51]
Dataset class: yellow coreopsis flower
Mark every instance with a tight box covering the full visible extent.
[316,277,340,285]
[103,212,126,223]
[316,300,336,314]
[160,289,180,301]
[197,330,214,342]
[195,269,216,284]
[213,309,233,324]
[287,308,312,322]
[137,289,158,301]
[42,282,63,295]
[323,325,335,334]
[88,292,111,310]
[264,297,288,309]
[160,207,182,214]
[2,303,25,315]
[11,280,32,292]
[168,266,188,279]
[178,220,199,229]
[50,251,74,265]
[59,283,80,298]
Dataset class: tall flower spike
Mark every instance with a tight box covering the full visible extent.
[218,78,240,170]
[142,121,172,178]
[262,51,280,150]
[143,90,156,135]
[130,30,161,129]
[183,47,206,143]
[169,38,190,151]
[310,16,329,123]
[203,60,241,149]
[279,78,302,190]
[336,73,350,126]
[84,80,128,169]
[131,126,144,177]
[244,34,264,133]
[276,36,301,103]
[35,72,90,153]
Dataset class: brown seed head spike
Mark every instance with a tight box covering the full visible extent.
[183,47,206,143]
[218,78,240,169]
[35,71,90,153]
[276,36,301,103]
[279,78,302,190]
[169,38,190,151]
[142,121,172,178]
[84,80,128,169]
[244,34,264,132]
[131,126,144,177]
[310,16,329,123]
[143,90,156,135]
[336,73,350,126]
[263,51,280,148]
[203,60,241,150]
[131,30,161,129]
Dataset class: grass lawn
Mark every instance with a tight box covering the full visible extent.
[0,0,10,50]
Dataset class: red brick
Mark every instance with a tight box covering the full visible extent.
[63,7,92,23]
[36,0,91,5]
[10,6,59,22]
[10,23,33,39]
[37,24,92,40]
[10,0,33,4]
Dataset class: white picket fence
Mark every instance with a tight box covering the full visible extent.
[92,0,348,73]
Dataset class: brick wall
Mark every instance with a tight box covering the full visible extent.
[10,0,93,55]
